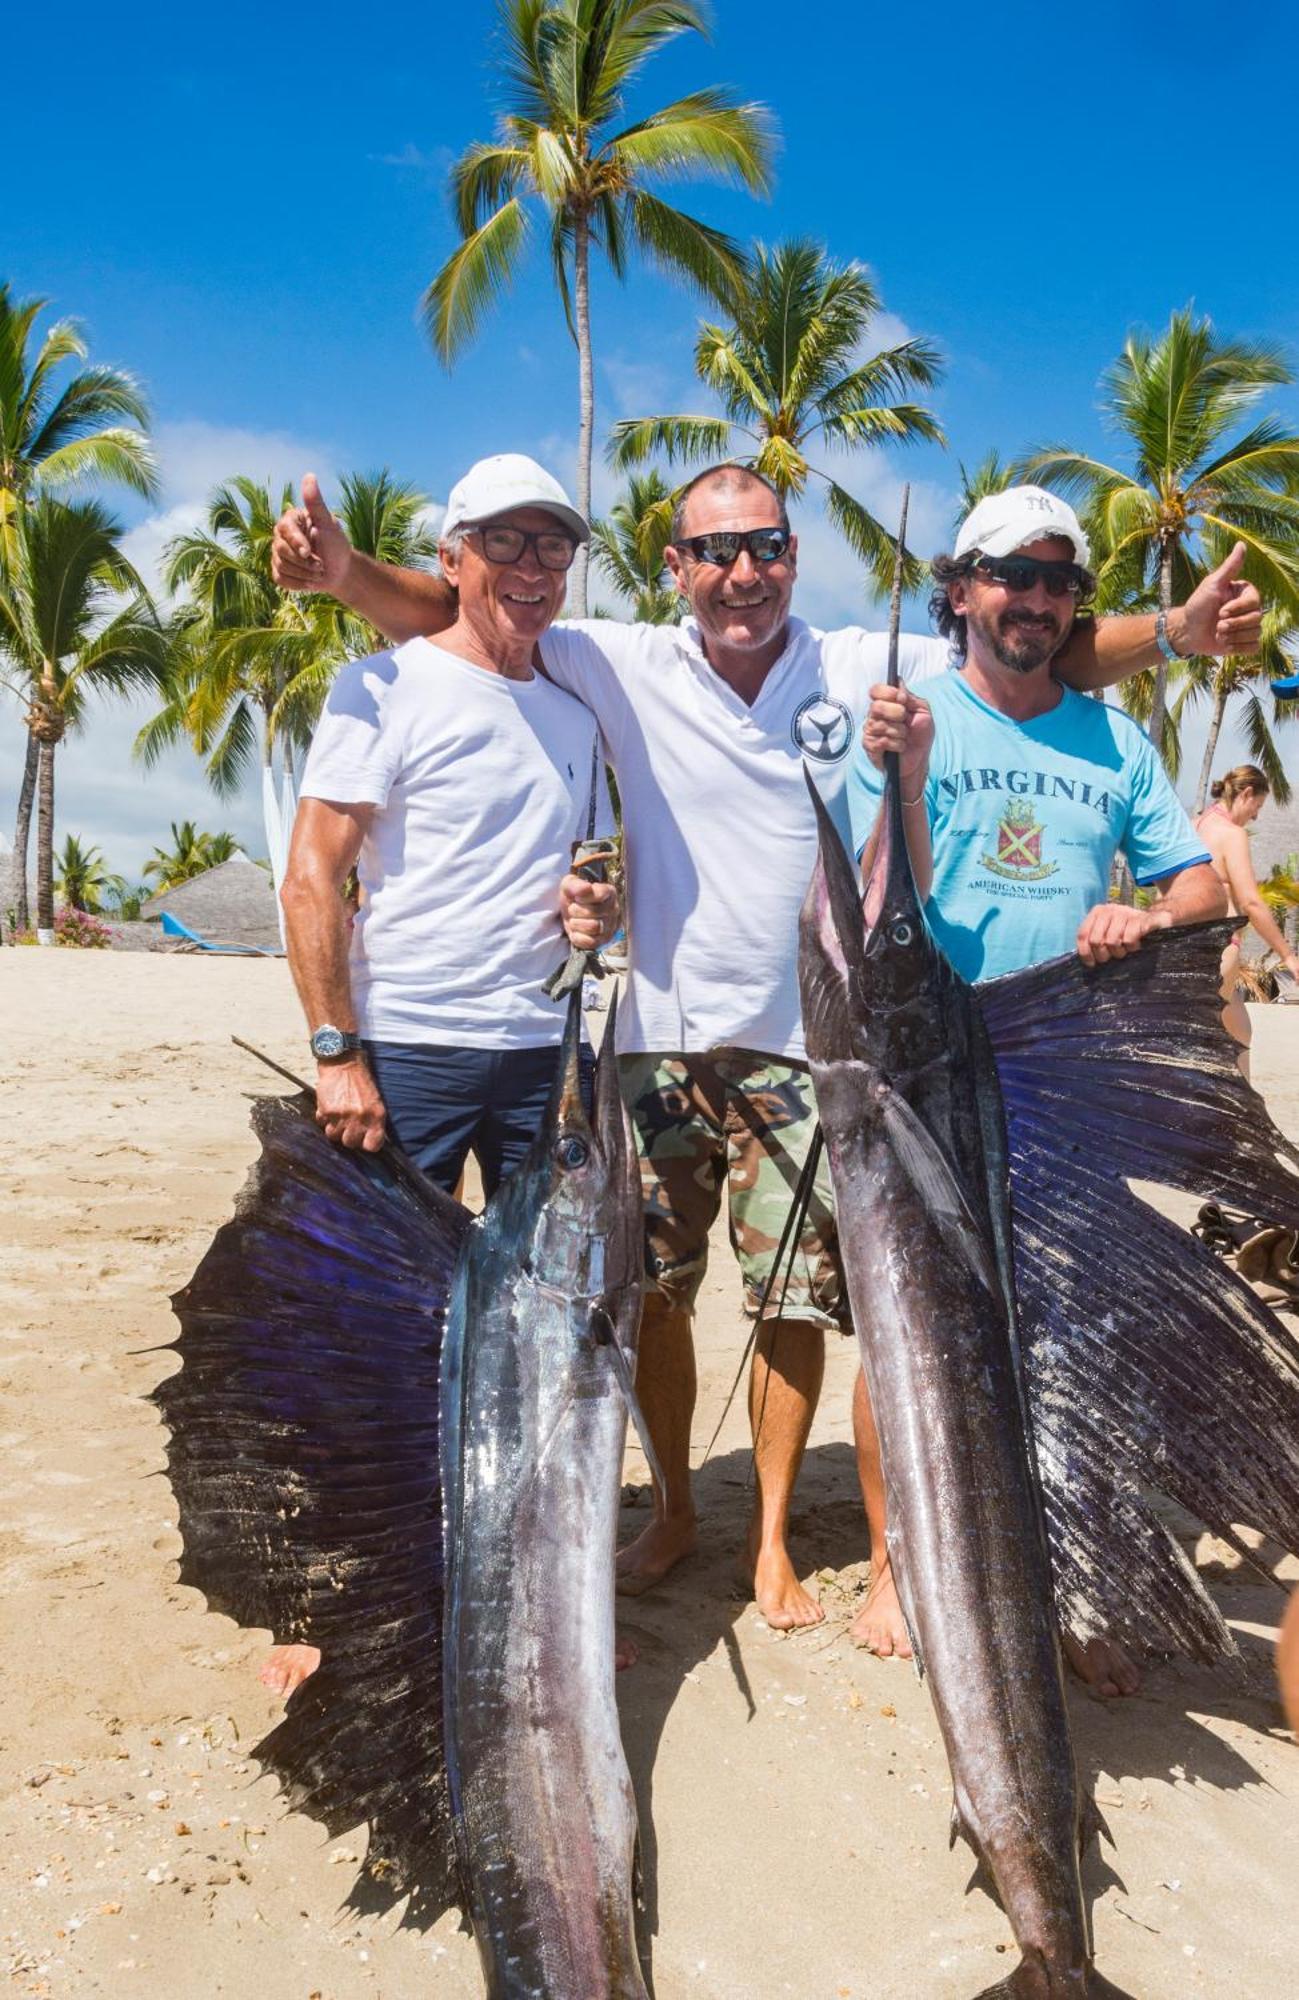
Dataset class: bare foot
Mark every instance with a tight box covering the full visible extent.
[614,1633,639,1672]
[615,1514,697,1597]
[741,1529,824,1631]
[259,1643,321,1697]
[848,1558,913,1659]
[1062,1631,1141,1698]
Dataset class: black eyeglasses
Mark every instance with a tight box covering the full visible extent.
[674,527,791,567]
[470,524,578,572]
[973,554,1093,601]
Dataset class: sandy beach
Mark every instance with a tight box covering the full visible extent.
[2,950,1296,2000]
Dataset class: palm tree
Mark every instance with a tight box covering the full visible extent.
[424,0,776,615]
[139,470,438,790]
[143,820,240,891]
[1019,305,1299,759]
[590,470,680,620]
[1171,606,1297,811]
[54,833,127,914]
[608,238,944,591]
[1,283,159,920]
[0,495,168,937]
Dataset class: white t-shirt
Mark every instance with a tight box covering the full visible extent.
[300,638,608,1048]
[540,617,948,1061]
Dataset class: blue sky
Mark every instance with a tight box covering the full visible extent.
[6,0,1298,874]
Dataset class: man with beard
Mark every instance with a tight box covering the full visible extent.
[272,466,1254,1646]
[848,484,1225,1692]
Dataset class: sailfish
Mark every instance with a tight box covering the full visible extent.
[798,491,1299,1996]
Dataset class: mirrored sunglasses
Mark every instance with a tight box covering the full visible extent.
[675,527,791,567]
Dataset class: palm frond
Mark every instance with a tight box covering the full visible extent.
[451,141,531,233]
[625,189,750,308]
[607,412,734,469]
[422,198,530,364]
[821,477,923,597]
[606,88,777,194]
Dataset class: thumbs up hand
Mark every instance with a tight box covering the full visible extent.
[272,472,354,595]
[1176,541,1263,659]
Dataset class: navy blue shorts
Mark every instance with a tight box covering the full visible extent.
[365,1040,590,1198]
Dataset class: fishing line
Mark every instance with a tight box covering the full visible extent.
[699,1119,823,1469]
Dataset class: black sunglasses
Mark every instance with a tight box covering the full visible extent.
[470,523,578,572]
[973,554,1092,601]
[674,527,791,567]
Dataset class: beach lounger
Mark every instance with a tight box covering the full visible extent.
[159,912,282,957]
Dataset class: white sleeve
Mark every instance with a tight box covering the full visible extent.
[896,632,951,686]
[300,652,405,807]
[539,620,648,742]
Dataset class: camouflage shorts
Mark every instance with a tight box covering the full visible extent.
[617,1050,847,1328]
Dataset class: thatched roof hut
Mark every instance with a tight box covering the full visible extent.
[141,854,281,952]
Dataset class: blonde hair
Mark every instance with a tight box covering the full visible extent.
[1210,763,1270,805]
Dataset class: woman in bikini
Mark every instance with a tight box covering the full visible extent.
[1196,763,1299,1079]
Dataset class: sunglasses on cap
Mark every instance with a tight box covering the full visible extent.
[973,554,1093,601]
[470,523,578,572]
[674,527,791,567]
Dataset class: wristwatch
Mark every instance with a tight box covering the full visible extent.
[310,1024,364,1062]
[1154,609,1186,664]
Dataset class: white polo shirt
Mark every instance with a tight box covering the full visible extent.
[301,638,609,1048]
[540,617,948,1061]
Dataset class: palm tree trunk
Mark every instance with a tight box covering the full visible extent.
[1149,543,1174,769]
[35,738,56,942]
[570,207,594,620]
[11,726,38,934]
[1194,679,1230,814]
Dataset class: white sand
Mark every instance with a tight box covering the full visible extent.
[2,952,1296,1998]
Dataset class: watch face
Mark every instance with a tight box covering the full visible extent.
[312,1026,346,1059]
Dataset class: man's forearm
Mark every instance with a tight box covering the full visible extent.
[1150,862,1228,929]
[281,873,361,1033]
[1055,609,1193,694]
[339,553,457,646]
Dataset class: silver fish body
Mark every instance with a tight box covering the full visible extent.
[443,993,649,2000]
[799,774,1114,1998]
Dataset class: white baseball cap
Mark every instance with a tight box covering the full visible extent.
[442,453,589,543]
[954,484,1090,568]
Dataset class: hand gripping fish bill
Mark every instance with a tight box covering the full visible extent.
[797,554,1299,2000]
[151,986,651,2000]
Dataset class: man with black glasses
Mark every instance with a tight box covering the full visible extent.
[848,485,1225,1693]
[272,461,1259,1646]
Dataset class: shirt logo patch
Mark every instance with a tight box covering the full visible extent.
[791,694,854,763]
[981,800,1059,882]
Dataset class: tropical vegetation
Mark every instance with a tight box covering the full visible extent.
[423,0,776,615]
[54,833,127,913]
[590,470,680,621]
[0,494,168,935]
[134,470,437,875]
[608,237,943,591]
[1019,306,1299,756]
[142,820,241,891]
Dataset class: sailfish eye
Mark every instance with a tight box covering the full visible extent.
[556,1134,590,1170]
[891,920,914,946]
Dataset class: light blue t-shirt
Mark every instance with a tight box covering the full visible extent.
[846,670,1210,982]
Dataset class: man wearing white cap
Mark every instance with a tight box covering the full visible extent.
[846,486,1225,1692]
[272,460,1257,1646]
[281,452,613,1192]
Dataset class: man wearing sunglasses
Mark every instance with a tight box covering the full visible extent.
[846,486,1226,1692]
[272,460,1259,1638]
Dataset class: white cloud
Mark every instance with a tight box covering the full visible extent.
[370,142,455,178]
